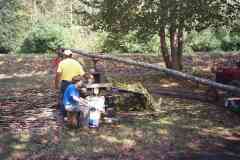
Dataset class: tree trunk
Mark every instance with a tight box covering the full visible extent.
[159,27,172,68]
[177,27,184,70]
[169,26,180,70]
[70,48,240,94]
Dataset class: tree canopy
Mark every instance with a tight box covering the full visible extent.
[79,0,240,70]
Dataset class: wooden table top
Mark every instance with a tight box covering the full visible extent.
[86,83,112,89]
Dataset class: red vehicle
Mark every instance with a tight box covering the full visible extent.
[207,61,240,101]
[214,62,240,112]
[215,64,240,85]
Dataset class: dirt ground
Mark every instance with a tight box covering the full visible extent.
[0,54,240,160]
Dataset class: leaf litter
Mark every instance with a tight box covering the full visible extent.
[0,54,240,160]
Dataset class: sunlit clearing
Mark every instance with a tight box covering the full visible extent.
[158,118,173,125]
[158,129,169,135]
[0,71,48,80]
[99,135,121,144]
[187,142,200,151]
[93,147,104,153]
[19,133,30,142]
[0,61,5,65]
[161,82,179,88]
[202,66,211,72]
[17,58,23,62]
[70,137,80,142]
[122,139,136,147]
[11,144,26,150]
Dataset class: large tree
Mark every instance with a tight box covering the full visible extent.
[79,0,240,70]
[0,0,29,52]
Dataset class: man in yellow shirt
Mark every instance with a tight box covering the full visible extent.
[55,49,85,119]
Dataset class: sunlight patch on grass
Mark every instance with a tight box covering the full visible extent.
[19,132,30,143]
[161,82,179,88]
[122,139,136,146]
[200,127,232,137]
[158,117,173,125]
[99,135,121,144]
[69,137,80,142]
[17,58,23,62]
[11,144,26,150]
[0,61,4,65]
[0,71,48,80]
[186,142,200,151]
[157,128,169,136]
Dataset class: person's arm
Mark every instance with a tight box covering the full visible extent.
[55,62,62,89]
[72,95,89,106]
[54,72,61,89]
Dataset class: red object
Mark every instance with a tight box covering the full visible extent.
[51,57,62,73]
[216,67,240,84]
[52,57,61,66]
[220,68,240,79]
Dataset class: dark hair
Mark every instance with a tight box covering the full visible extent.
[56,48,64,58]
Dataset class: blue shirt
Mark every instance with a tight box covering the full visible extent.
[63,84,80,106]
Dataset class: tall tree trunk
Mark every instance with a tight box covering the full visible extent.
[169,26,180,70]
[159,27,172,68]
[177,26,184,70]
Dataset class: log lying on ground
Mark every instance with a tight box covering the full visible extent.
[69,48,240,94]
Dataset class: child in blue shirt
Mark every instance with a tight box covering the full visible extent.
[63,76,89,112]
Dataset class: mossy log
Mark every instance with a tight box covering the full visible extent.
[106,81,156,111]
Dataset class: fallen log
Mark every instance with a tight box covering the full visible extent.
[68,48,240,94]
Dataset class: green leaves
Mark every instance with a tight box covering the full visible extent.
[0,0,29,52]
[80,0,240,34]
[20,23,72,54]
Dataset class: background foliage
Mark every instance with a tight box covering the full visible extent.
[20,23,72,54]
[0,0,29,53]
[0,0,240,55]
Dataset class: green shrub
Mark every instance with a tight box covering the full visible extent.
[228,32,240,51]
[185,28,240,52]
[95,31,160,54]
[0,0,29,53]
[186,29,221,52]
[21,23,72,54]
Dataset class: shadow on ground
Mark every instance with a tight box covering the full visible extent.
[1,55,240,160]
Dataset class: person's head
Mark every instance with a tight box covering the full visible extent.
[72,75,85,90]
[63,49,73,58]
[56,48,64,58]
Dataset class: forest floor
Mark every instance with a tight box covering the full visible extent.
[0,53,240,160]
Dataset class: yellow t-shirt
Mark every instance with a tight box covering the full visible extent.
[57,58,85,81]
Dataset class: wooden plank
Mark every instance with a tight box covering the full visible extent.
[86,83,112,89]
